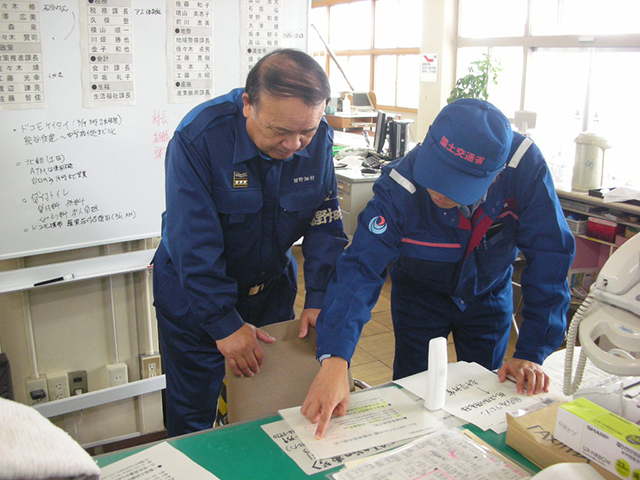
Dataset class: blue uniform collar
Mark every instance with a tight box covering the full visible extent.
[230,91,312,164]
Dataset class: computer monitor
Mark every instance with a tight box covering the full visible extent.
[351,92,375,112]
[373,111,388,154]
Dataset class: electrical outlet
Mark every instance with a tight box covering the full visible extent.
[46,371,70,400]
[26,378,49,405]
[140,354,162,379]
[105,363,128,387]
[67,370,88,396]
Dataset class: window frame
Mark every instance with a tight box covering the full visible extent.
[311,0,420,113]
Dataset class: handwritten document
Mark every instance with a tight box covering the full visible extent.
[100,441,220,480]
[443,362,543,433]
[261,419,402,476]
[331,428,532,480]
[278,386,445,461]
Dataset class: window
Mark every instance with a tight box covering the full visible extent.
[457,0,640,189]
[311,0,422,112]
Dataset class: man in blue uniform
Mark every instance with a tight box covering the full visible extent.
[301,99,575,439]
[153,49,348,436]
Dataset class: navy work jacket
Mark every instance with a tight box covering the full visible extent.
[317,133,575,366]
[154,88,348,341]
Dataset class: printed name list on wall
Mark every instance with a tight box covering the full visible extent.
[0,1,46,110]
[79,0,135,107]
[167,0,213,103]
[240,0,281,76]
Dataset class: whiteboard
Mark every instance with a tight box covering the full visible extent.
[0,0,308,261]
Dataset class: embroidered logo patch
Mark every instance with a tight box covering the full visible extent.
[368,216,387,235]
[233,171,248,188]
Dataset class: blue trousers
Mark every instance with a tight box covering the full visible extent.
[155,262,297,437]
[389,269,512,380]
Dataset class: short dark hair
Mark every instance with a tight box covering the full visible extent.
[245,49,330,108]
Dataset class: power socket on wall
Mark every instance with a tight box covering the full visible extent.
[105,363,128,387]
[140,354,162,379]
[46,371,70,400]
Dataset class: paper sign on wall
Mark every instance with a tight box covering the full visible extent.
[421,53,438,82]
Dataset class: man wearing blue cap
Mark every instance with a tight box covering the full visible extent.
[301,99,575,439]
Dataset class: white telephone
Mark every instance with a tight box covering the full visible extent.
[564,233,640,395]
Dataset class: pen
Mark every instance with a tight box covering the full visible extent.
[34,273,74,287]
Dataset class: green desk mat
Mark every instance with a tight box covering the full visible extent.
[97,416,539,479]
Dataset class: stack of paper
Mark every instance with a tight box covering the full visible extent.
[395,361,551,434]
[278,386,445,461]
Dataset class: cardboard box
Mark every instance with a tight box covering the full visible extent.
[506,401,616,480]
[555,397,640,479]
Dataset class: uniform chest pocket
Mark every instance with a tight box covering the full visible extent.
[279,183,324,219]
[214,187,263,224]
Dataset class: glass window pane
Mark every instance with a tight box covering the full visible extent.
[375,0,398,49]
[532,0,640,36]
[329,2,372,51]
[397,55,420,108]
[526,49,590,189]
[459,0,526,38]
[374,0,421,49]
[309,7,328,54]
[486,47,523,121]
[589,50,640,188]
[374,55,397,106]
[397,0,422,48]
[328,55,351,94]
[346,55,371,92]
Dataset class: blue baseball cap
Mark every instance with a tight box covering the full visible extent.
[413,98,513,205]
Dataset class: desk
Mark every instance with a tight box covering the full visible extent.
[96,415,538,479]
[325,111,377,131]
[335,156,381,236]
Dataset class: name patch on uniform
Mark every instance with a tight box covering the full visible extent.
[233,171,248,188]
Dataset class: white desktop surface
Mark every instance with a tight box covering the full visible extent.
[331,110,376,117]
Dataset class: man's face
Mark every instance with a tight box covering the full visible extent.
[243,92,326,160]
[427,188,461,209]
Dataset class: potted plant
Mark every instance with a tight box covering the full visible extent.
[447,53,501,104]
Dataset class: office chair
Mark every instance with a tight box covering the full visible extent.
[223,318,368,425]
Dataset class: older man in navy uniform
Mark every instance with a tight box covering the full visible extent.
[153,49,348,436]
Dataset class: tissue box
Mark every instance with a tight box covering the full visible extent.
[506,401,616,480]
[555,397,640,479]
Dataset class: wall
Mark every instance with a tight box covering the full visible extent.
[0,239,163,446]
[417,0,457,140]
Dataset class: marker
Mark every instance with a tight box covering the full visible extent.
[34,273,74,287]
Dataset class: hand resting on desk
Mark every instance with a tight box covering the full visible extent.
[497,357,549,395]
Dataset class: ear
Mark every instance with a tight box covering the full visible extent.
[242,93,254,119]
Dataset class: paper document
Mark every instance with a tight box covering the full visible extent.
[261,419,402,475]
[543,347,640,400]
[443,362,543,432]
[330,428,532,480]
[100,441,220,480]
[279,386,445,460]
